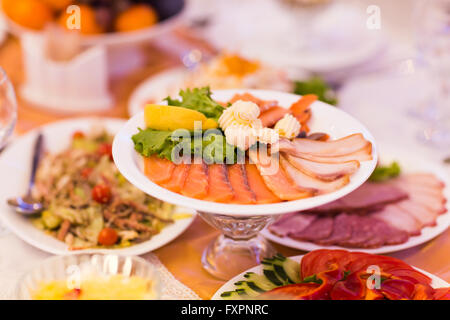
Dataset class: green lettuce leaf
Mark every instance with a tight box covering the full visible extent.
[164,87,225,121]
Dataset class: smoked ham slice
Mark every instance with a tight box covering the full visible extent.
[278,134,370,157]
[283,144,373,164]
[372,205,422,236]
[307,183,408,214]
[286,154,359,181]
[280,156,350,194]
[269,213,317,237]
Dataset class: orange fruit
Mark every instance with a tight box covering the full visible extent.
[3,0,53,30]
[114,4,158,32]
[58,4,104,34]
[41,0,73,11]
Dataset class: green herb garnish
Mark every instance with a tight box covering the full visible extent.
[369,161,401,182]
[293,77,338,105]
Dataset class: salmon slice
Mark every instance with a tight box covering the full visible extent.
[229,93,278,112]
[144,156,175,184]
[259,107,289,127]
[206,164,235,203]
[249,149,313,201]
[245,163,281,204]
[161,163,190,193]
[181,161,209,199]
[228,164,256,204]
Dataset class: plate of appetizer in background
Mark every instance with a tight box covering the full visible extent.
[212,250,450,300]
[128,53,294,116]
[1,0,185,46]
[115,87,377,216]
[262,149,450,254]
[0,118,196,255]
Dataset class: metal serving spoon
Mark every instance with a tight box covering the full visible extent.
[7,133,44,215]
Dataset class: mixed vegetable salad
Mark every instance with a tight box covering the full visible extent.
[31,127,175,250]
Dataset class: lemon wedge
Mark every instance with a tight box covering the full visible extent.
[144,104,218,131]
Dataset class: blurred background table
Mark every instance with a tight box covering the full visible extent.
[0,0,449,299]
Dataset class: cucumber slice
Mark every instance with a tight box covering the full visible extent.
[244,272,277,291]
[234,281,263,297]
[220,289,248,300]
[271,257,301,284]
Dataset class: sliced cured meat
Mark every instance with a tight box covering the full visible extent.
[245,163,280,204]
[143,156,175,184]
[290,216,334,241]
[372,205,422,236]
[181,161,209,199]
[407,192,446,213]
[315,213,353,245]
[280,156,350,194]
[394,201,438,227]
[278,133,370,157]
[269,213,316,237]
[161,163,190,192]
[259,106,289,127]
[206,164,234,203]
[229,93,278,112]
[396,173,444,188]
[285,144,373,164]
[227,164,256,204]
[308,183,408,214]
[286,154,359,181]
[249,149,313,200]
[337,216,382,248]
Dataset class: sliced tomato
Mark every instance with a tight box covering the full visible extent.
[433,287,450,300]
[330,271,366,300]
[260,283,320,300]
[413,283,435,300]
[388,267,432,285]
[301,249,362,279]
[380,279,416,300]
[345,255,412,274]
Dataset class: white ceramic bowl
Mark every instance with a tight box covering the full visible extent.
[16,254,161,300]
[113,89,377,216]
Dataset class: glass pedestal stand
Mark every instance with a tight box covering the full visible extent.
[199,212,277,280]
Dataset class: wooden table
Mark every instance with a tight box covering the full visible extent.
[1,34,449,300]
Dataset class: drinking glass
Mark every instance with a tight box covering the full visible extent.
[413,0,450,146]
[0,68,17,150]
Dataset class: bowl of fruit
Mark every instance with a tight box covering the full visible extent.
[1,0,185,46]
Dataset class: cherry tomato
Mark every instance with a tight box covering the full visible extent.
[98,143,113,160]
[98,227,118,246]
[91,183,111,204]
[81,167,93,179]
[72,131,85,139]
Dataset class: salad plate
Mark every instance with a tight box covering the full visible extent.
[211,253,450,300]
[116,89,378,216]
[261,148,450,254]
[0,118,196,256]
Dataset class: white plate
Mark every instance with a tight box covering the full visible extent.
[128,67,187,117]
[114,89,377,216]
[0,118,196,255]
[261,148,450,254]
[211,254,450,300]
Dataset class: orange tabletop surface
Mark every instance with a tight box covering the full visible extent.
[1,34,449,300]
